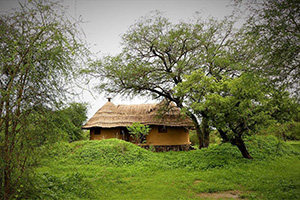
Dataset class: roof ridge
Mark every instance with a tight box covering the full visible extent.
[116,102,158,107]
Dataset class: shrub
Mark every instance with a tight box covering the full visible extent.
[161,135,298,170]
[35,172,93,200]
[209,130,222,144]
[245,135,297,159]
[127,122,151,144]
[189,130,198,147]
[261,122,300,141]
[39,142,73,162]
[189,130,222,147]
[68,139,156,166]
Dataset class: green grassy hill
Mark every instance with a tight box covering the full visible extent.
[23,136,300,199]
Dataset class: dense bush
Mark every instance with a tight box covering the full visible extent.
[40,136,297,169]
[39,142,73,161]
[163,135,298,170]
[52,103,88,142]
[37,172,93,200]
[245,135,297,159]
[261,122,300,141]
[68,139,155,166]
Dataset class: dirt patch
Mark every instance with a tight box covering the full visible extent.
[193,180,202,185]
[71,144,83,153]
[197,190,247,199]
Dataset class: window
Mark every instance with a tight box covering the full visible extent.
[158,125,167,133]
[94,128,101,135]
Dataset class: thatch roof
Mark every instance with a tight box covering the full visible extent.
[82,100,194,129]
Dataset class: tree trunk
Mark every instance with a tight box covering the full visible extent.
[232,136,253,159]
[199,116,209,148]
[175,100,209,149]
[4,163,11,200]
[188,113,209,149]
[217,128,229,143]
[4,126,12,200]
[195,124,202,148]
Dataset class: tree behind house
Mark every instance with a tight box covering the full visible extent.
[89,12,247,149]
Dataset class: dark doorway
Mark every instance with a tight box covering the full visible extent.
[121,127,130,141]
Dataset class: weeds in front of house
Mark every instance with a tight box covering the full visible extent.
[26,136,300,200]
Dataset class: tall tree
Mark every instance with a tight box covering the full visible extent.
[236,0,300,96]
[0,1,88,199]
[90,12,246,148]
[176,71,296,159]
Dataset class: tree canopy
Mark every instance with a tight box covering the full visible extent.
[88,7,299,158]
[176,70,296,158]
[89,12,248,148]
[239,0,300,96]
[0,1,88,199]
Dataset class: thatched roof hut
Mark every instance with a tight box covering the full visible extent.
[82,100,194,129]
[83,99,194,151]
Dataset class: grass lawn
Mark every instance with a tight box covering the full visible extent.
[32,137,300,200]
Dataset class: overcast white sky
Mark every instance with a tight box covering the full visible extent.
[0,0,240,118]
[63,0,235,55]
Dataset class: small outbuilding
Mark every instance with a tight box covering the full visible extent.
[82,99,194,151]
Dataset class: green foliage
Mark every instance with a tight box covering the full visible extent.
[189,130,199,147]
[176,70,296,158]
[245,0,300,95]
[32,137,300,199]
[37,172,92,200]
[44,139,156,167]
[209,130,222,144]
[87,12,247,148]
[190,130,221,147]
[161,136,296,170]
[40,136,297,171]
[245,135,297,160]
[39,142,73,162]
[52,103,88,142]
[0,0,89,198]
[261,122,300,141]
[127,122,151,144]
[178,72,270,128]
